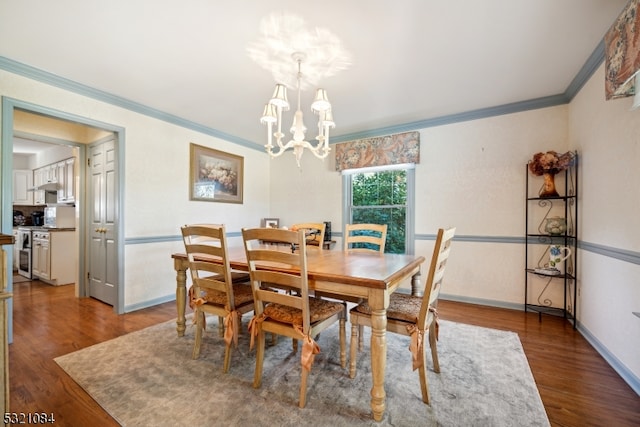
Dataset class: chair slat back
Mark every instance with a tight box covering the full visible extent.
[344,223,388,253]
[292,222,326,249]
[181,224,235,307]
[419,227,456,327]
[242,228,311,332]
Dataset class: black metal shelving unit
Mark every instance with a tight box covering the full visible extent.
[524,152,578,328]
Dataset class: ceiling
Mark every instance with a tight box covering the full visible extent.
[0,1,628,150]
[12,137,57,154]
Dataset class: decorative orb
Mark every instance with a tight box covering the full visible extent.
[544,216,567,235]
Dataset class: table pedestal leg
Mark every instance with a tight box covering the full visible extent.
[174,259,187,337]
[411,270,422,297]
[370,307,387,421]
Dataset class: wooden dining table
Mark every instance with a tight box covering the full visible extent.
[171,245,425,422]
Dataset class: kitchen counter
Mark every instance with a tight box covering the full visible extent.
[0,234,14,245]
[16,226,75,232]
[32,229,77,286]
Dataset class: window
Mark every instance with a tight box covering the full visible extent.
[343,165,415,254]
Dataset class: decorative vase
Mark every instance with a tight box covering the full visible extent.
[539,172,559,197]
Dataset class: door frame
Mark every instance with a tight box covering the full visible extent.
[1,97,125,340]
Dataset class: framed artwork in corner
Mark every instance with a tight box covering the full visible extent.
[261,218,280,228]
[189,143,243,204]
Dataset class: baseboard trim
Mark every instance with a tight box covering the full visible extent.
[125,294,175,313]
[438,292,640,397]
[578,323,640,396]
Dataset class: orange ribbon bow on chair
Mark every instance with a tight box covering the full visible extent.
[406,324,425,371]
[294,325,320,372]
[189,286,208,329]
[248,313,267,351]
[223,309,239,348]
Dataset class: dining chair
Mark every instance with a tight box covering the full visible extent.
[343,223,388,252]
[242,227,347,408]
[291,222,326,249]
[316,223,388,349]
[181,224,254,373]
[348,227,456,405]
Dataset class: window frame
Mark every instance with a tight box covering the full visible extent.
[342,164,415,255]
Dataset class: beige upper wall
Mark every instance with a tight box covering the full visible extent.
[270,105,569,238]
[1,69,271,308]
[568,63,640,380]
[570,64,640,252]
[270,104,569,304]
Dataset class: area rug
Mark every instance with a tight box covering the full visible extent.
[55,317,550,427]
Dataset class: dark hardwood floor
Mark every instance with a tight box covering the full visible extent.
[8,278,640,426]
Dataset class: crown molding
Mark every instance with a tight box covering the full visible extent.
[0,56,260,151]
[0,39,605,147]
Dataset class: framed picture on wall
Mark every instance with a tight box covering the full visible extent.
[261,218,279,228]
[189,143,243,203]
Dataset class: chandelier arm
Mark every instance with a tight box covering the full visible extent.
[266,122,273,149]
[323,126,331,149]
[316,110,325,142]
[275,105,285,147]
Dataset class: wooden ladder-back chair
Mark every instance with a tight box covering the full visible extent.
[242,227,346,408]
[344,223,388,253]
[316,223,388,348]
[181,224,254,373]
[348,227,456,405]
[291,222,326,250]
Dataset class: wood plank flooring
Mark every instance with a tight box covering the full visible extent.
[8,278,640,426]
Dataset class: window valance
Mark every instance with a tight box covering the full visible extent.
[334,131,420,172]
[605,0,640,99]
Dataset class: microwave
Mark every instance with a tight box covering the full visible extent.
[44,206,76,228]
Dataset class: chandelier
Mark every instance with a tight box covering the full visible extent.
[260,52,334,166]
[248,13,351,167]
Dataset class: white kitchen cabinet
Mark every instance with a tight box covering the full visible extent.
[28,157,77,206]
[12,169,33,205]
[57,157,76,203]
[33,167,45,205]
[32,230,76,285]
[32,231,49,279]
[46,163,58,184]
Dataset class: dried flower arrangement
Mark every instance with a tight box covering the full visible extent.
[528,151,575,176]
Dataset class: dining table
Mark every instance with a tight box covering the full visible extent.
[171,245,425,422]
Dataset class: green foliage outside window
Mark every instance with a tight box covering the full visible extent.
[351,170,407,254]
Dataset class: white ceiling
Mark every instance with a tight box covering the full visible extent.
[12,137,57,155]
[0,1,628,149]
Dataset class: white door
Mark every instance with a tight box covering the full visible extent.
[88,138,117,305]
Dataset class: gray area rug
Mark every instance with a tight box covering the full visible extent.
[55,316,550,427]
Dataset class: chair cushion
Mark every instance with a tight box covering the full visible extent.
[202,271,250,284]
[264,297,344,326]
[353,293,421,323]
[228,271,251,283]
[191,282,254,307]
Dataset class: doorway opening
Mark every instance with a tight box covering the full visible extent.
[2,97,125,341]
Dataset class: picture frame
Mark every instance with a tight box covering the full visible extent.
[261,218,280,228]
[189,143,243,203]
